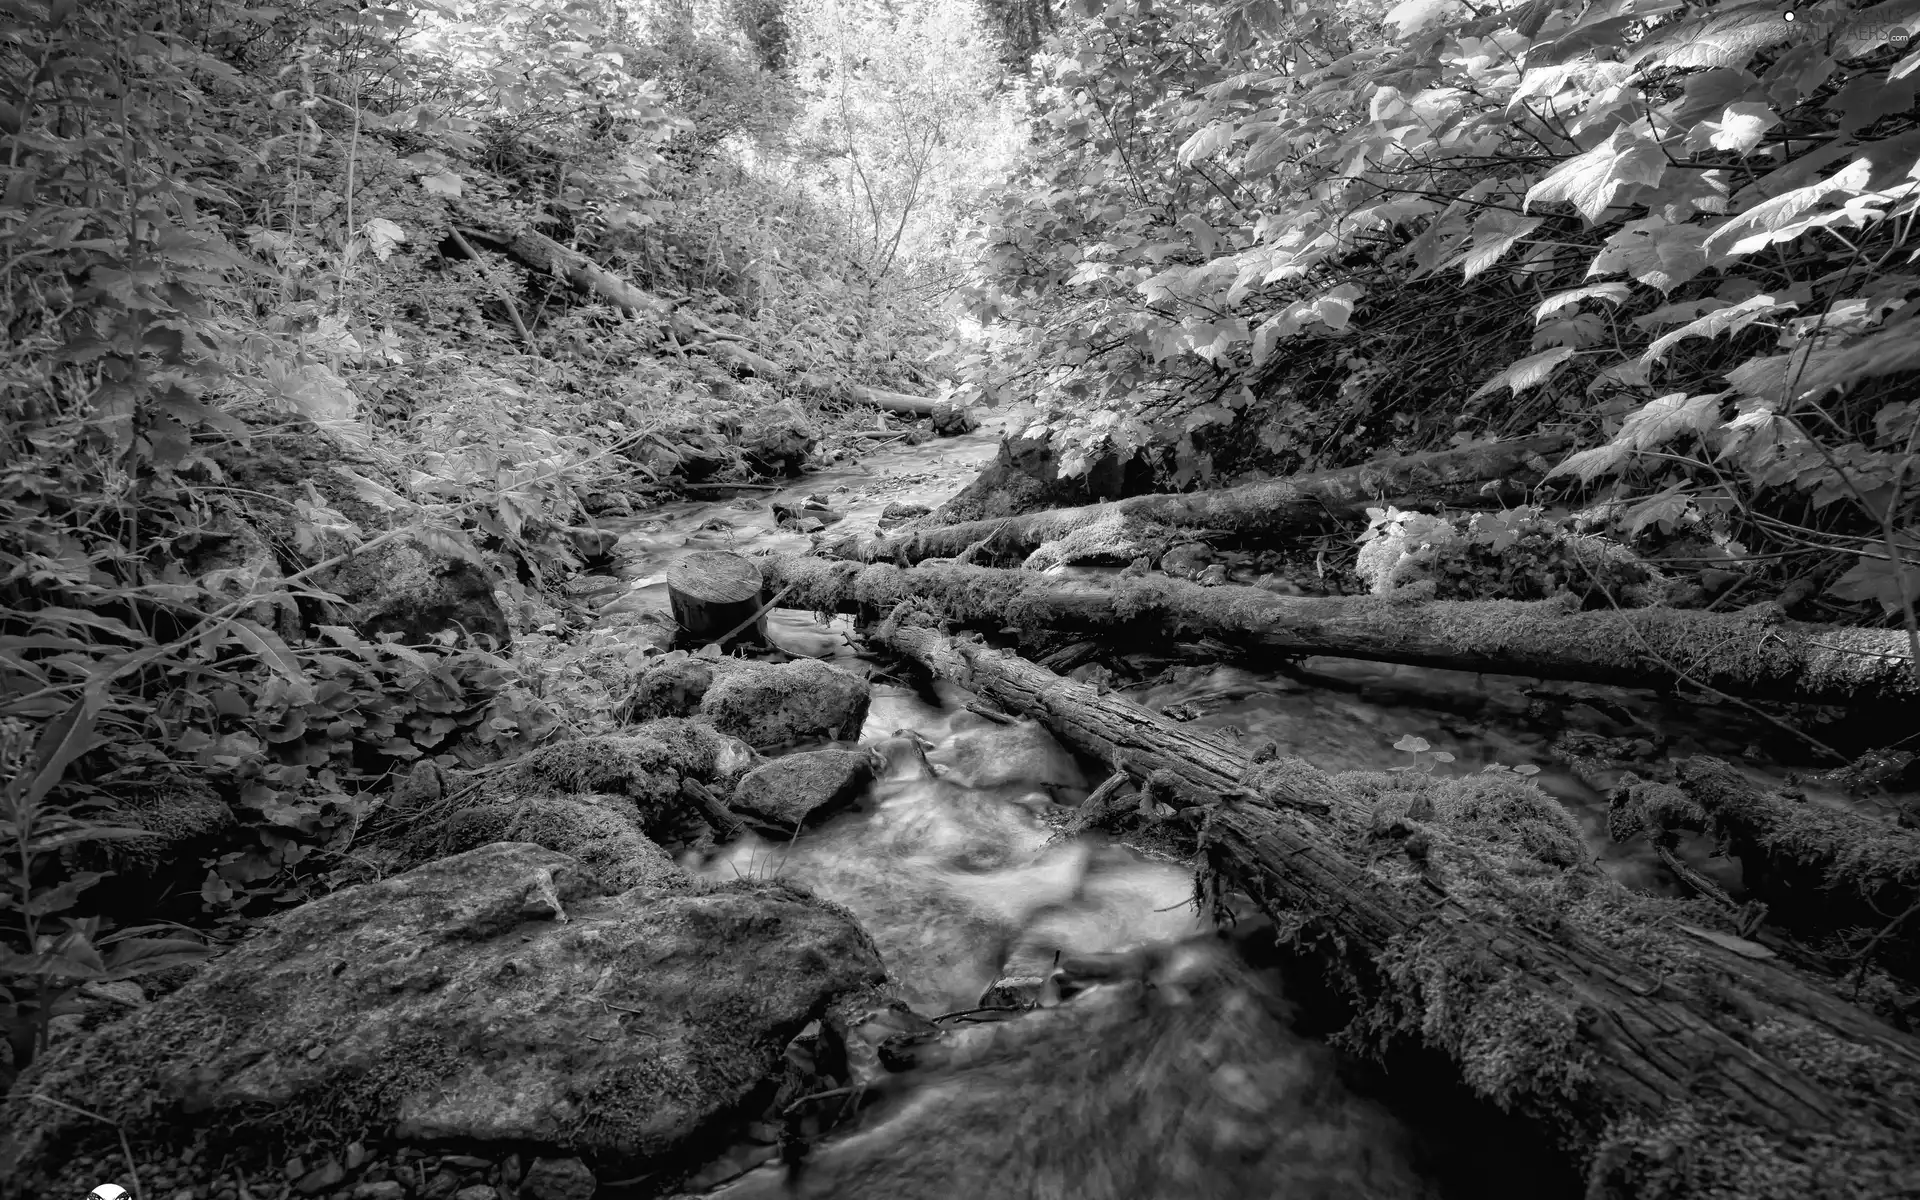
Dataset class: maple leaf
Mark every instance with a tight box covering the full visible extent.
[1642,295,1795,365]
[1616,392,1724,450]
[1525,127,1669,223]
[1534,282,1630,323]
[1459,209,1542,280]
[1469,345,1577,400]
[1624,8,1793,70]
[1586,216,1708,294]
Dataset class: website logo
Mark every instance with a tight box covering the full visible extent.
[88,1186,130,1200]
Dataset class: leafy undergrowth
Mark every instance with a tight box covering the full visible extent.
[947,0,1920,629]
[0,0,984,1089]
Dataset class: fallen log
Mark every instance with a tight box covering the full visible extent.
[825,433,1570,566]
[870,615,1920,1198]
[759,555,1920,708]
[697,344,942,420]
[452,202,668,319]
[1669,758,1920,982]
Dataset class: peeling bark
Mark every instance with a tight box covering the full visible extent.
[824,434,1570,566]
[872,619,1920,1198]
[759,555,1920,707]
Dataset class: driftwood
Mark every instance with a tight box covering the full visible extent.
[1665,758,1920,981]
[870,616,1920,1197]
[825,433,1570,566]
[759,555,1920,708]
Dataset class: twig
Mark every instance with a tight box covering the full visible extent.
[707,581,797,648]
[930,1004,1026,1022]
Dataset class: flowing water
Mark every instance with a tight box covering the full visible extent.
[581,423,1888,1198]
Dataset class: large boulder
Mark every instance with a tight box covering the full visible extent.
[731,749,874,831]
[625,658,871,749]
[0,843,886,1194]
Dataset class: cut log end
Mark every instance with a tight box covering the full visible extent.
[668,550,767,644]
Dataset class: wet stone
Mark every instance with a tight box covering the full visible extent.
[731,749,874,830]
[520,1156,595,1200]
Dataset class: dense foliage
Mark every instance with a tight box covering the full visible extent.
[0,0,1007,1081]
[953,0,1920,629]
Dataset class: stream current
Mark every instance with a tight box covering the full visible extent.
[575,421,1885,1198]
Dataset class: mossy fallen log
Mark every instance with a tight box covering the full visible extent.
[759,555,1920,708]
[1666,757,1920,982]
[453,202,667,318]
[824,433,1569,566]
[870,615,1920,1199]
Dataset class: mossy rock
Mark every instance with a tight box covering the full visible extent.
[625,659,870,749]
[0,843,886,1192]
[510,719,757,833]
[444,793,689,890]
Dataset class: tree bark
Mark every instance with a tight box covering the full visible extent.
[1669,757,1920,981]
[758,555,1920,708]
[870,618,1920,1197]
[824,434,1570,566]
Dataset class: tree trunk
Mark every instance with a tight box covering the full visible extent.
[758,555,1920,708]
[870,617,1920,1198]
[824,434,1570,566]
[668,550,767,645]
[1667,757,1920,982]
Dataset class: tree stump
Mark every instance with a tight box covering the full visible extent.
[668,550,767,645]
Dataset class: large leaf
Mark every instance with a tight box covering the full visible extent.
[1615,391,1724,449]
[1792,316,1920,397]
[1534,282,1631,323]
[1460,209,1544,280]
[1525,127,1669,222]
[1641,295,1796,364]
[1470,346,1579,400]
[1624,7,1794,70]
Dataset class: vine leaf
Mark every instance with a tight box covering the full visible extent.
[1525,127,1668,223]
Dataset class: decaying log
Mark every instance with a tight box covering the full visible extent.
[760,555,1920,708]
[870,617,1920,1198]
[826,433,1570,566]
[1673,757,1920,981]
[668,550,767,645]
[696,344,942,420]
[452,203,668,319]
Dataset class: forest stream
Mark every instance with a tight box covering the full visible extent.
[538,422,1906,1199]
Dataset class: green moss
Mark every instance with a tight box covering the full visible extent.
[513,720,728,826]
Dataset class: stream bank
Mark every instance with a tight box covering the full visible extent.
[7,418,1915,1200]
